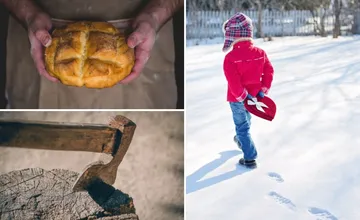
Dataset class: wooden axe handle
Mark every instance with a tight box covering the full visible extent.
[0,120,120,154]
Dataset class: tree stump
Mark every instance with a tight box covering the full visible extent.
[0,168,139,220]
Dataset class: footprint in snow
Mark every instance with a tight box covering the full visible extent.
[267,191,296,211]
[267,172,284,183]
[308,207,338,220]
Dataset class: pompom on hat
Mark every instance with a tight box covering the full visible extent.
[222,12,254,53]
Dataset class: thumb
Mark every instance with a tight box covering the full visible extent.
[27,12,53,47]
[127,31,144,49]
[127,22,151,48]
[34,29,52,47]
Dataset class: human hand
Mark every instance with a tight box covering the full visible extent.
[120,14,157,84]
[257,91,265,98]
[27,12,58,82]
[247,94,254,100]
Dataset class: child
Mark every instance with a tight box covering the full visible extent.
[222,12,274,169]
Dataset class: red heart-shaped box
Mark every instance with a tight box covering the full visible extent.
[244,96,277,121]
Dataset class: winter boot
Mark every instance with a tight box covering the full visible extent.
[239,158,257,169]
[233,135,242,149]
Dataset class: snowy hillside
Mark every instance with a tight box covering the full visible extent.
[186,36,360,220]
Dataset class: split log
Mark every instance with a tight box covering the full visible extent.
[0,168,139,220]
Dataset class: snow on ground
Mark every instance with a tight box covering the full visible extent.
[186,37,224,47]
[186,36,360,220]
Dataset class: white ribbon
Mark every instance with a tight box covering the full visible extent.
[247,97,268,113]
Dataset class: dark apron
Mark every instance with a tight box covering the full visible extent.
[0,4,9,108]
[6,0,176,109]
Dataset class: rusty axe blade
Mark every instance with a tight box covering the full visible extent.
[72,115,136,192]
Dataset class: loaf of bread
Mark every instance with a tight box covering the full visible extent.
[45,21,135,89]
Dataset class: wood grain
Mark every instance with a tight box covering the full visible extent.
[0,120,120,154]
[0,168,139,220]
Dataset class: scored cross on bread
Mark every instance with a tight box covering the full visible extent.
[45,21,135,89]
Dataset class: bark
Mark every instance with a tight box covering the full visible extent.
[0,168,138,220]
[255,0,264,38]
[310,10,319,35]
[353,10,360,34]
[310,8,328,37]
[320,11,327,37]
[333,0,342,38]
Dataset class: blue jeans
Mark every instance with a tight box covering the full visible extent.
[229,102,258,160]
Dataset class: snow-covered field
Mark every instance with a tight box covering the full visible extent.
[186,36,360,220]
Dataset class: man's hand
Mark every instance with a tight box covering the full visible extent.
[120,16,156,84]
[120,0,183,84]
[2,0,58,82]
[27,12,58,82]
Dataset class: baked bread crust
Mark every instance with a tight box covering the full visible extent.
[45,21,135,89]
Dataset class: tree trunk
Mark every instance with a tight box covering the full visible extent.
[0,168,139,220]
[255,0,264,38]
[333,0,342,38]
[320,8,328,37]
[353,10,360,34]
[310,10,320,36]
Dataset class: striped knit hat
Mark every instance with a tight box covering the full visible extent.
[222,12,253,53]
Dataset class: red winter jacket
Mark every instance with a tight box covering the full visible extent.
[223,41,274,102]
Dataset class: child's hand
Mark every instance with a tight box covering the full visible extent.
[257,91,265,98]
[247,94,254,100]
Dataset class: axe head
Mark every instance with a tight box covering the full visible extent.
[72,160,118,192]
[72,115,135,192]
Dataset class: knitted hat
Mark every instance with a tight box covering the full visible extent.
[222,12,253,53]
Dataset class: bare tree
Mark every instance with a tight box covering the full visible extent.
[296,0,331,36]
[333,0,343,38]
[245,0,272,38]
[253,0,264,38]
[346,0,360,34]
[187,0,355,38]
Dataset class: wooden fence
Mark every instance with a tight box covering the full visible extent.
[186,10,354,39]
